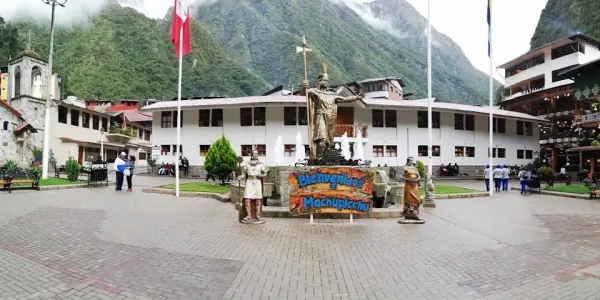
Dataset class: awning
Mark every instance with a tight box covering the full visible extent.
[13,122,37,134]
[566,146,600,152]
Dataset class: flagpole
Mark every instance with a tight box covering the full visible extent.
[175,27,183,197]
[488,0,494,197]
[427,0,433,179]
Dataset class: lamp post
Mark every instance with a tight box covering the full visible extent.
[40,0,67,179]
[100,127,105,162]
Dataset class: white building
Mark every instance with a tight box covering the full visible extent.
[143,79,545,175]
[499,34,600,102]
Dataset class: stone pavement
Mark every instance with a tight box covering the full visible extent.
[2,177,600,299]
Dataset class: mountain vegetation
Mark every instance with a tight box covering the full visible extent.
[530,0,599,49]
[1,0,494,104]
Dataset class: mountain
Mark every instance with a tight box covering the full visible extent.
[194,0,495,104]
[0,5,269,100]
[530,0,598,49]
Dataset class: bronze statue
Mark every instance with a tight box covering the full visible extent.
[303,63,364,159]
[398,157,425,224]
[236,150,267,224]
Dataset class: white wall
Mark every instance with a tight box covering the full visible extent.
[151,105,541,167]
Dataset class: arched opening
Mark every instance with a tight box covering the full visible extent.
[14,66,21,98]
[2,121,8,131]
[31,66,42,98]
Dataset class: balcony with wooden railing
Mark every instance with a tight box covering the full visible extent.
[333,124,368,138]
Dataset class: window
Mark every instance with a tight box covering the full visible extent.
[552,64,578,82]
[284,107,297,125]
[256,144,266,156]
[304,144,310,157]
[241,144,266,156]
[491,118,506,133]
[106,150,117,162]
[384,110,397,128]
[418,145,440,157]
[517,121,524,135]
[171,144,182,156]
[525,150,533,159]
[385,145,397,157]
[284,144,295,156]
[138,128,143,139]
[144,130,151,141]
[92,115,99,130]
[551,42,584,60]
[254,107,265,126]
[101,118,108,131]
[505,54,545,77]
[70,110,79,126]
[525,122,533,136]
[160,145,170,155]
[465,147,475,157]
[211,109,223,127]
[82,112,90,128]
[517,149,524,159]
[199,145,210,156]
[172,111,182,127]
[465,115,475,131]
[198,109,210,127]
[454,114,464,130]
[58,106,67,124]
[240,108,252,126]
[84,147,100,162]
[372,110,384,127]
[2,121,8,131]
[455,146,464,157]
[298,107,308,125]
[489,148,506,158]
[373,145,384,157]
[417,111,440,128]
[139,152,147,160]
[161,111,172,128]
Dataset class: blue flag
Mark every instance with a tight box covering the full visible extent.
[487,0,491,57]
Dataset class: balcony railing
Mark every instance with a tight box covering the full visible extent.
[582,112,600,123]
[334,124,368,138]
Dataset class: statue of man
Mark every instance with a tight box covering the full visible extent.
[303,70,364,159]
[237,150,267,224]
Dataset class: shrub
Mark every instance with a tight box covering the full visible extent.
[65,157,81,182]
[204,135,238,184]
[415,160,426,179]
[30,166,42,179]
[2,160,18,171]
[539,166,555,186]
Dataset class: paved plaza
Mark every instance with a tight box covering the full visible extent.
[1,178,600,299]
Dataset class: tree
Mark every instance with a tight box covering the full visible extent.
[494,85,506,105]
[204,134,238,184]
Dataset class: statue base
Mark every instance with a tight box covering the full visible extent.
[306,148,360,166]
[398,217,425,224]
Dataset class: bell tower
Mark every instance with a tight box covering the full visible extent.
[7,30,51,101]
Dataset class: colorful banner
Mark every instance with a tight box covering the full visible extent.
[288,167,374,215]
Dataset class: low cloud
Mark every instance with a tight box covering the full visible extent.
[0,0,114,26]
[329,0,408,40]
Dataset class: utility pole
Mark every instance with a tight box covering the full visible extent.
[41,0,67,179]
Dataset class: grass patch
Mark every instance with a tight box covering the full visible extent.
[160,182,230,194]
[544,184,589,195]
[420,184,474,195]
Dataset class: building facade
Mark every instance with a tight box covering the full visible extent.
[144,89,544,176]
[498,34,600,170]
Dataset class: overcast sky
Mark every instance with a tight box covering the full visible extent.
[2,0,548,82]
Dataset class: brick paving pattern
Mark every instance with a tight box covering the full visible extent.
[1,178,600,299]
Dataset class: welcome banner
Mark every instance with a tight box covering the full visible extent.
[288,167,375,215]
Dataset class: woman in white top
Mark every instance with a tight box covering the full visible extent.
[502,165,510,191]
[483,165,490,192]
[493,165,503,192]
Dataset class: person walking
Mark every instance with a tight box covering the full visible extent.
[483,165,491,192]
[493,164,503,193]
[502,164,510,191]
[518,167,530,195]
[114,152,127,191]
[125,155,136,192]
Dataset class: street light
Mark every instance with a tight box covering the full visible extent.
[40,0,67,179]
[100,127,105,162]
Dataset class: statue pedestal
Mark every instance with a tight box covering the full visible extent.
[398,218,425,224]
[423,175,437,208]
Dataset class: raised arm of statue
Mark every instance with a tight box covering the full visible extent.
[237,164,247,181]
[335,92,364,103]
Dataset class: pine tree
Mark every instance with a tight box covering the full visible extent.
[204,134,238,184]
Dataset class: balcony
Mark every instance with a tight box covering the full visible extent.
[333,124,368,138]
[582,112,600,124]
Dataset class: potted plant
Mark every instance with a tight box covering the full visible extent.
[30,146,43,164]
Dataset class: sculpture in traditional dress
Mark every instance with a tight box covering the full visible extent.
[303,63,364,159]
[398,157,425,224]
[237,150,267,224]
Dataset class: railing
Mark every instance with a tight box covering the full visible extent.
[333,124,368,138]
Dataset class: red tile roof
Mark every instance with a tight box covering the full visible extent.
[124,110,152,122]
[0,100,23,119]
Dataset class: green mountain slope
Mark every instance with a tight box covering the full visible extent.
[530,0,599,49]
[195,0,494,104]
[1,5,269,100]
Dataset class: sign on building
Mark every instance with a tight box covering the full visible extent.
[288,167,374,215]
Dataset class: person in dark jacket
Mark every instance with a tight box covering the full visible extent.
[125,156,136,192]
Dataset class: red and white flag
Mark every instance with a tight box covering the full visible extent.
[171,0,191,58]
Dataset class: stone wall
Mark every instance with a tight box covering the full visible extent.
[0,106,21,165]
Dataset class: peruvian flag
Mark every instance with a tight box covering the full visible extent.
[171,0,191,58]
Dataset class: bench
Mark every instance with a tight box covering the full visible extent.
[585,181,600,199]
[1,169,40,193]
